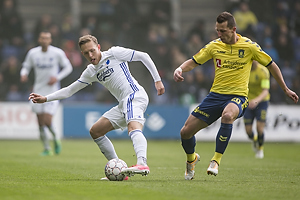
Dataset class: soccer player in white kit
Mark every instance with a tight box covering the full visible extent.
[21,31,73,156]
[29,35,165,178]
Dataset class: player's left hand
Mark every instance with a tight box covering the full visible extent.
[29,93,47,103]
[155,81,165,96]
[48,77,57,85]
[248,100,258,109]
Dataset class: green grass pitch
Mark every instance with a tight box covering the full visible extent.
[0,139,299,200]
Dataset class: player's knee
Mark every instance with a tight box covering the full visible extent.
[89,126,99,139]
[90,125,107,139]
[221,112,236,123]
[180,126,191,139]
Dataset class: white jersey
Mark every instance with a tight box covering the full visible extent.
[21,45,73,95]
[78,46,161,102]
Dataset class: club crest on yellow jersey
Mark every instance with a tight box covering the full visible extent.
[238,49,245,58]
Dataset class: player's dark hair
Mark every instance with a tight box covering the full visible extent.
[78,35,98,47]
[217,12,236,29]
[39,30,51,37]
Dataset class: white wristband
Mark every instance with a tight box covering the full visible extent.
[176,67,182,73]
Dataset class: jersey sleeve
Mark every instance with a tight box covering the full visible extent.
[131,50,161,82]
[192,43,213,65]
[56,49,73,81]
[109,46,135,62]
[250,42,273,66]
[77,65,95,85]
[46,80,87,101]
[20,50,34,76]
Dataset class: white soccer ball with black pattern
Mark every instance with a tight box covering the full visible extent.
[104,158,128,181]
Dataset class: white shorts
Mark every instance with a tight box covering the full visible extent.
[30,100,59,115]
[103,89,149,130]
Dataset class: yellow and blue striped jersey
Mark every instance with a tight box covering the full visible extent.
[248,63,270,101]
[193,34,272,97]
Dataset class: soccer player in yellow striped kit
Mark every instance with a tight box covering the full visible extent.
[173,12,299,180]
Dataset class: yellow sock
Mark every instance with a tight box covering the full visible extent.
[187,153,196,162]
[253,134,258,142]
[258,146,264,150]
[211,152,223,165]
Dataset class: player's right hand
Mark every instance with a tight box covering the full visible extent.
[29,93,47,103]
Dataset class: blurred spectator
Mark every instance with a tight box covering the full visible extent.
[292,62,300,96]
[33,14,54,41]
[0,73,5,100]
[291,1,300,38]
[194,68,210,103]
[0,56,25,101]
[281,61,295,88]
[269,77,286,104]
[0,0,24,60]
[185,33,204,57]
[274,0,291,27]
[79,27,92,37]
[48,24,62,47]
[61,40,83,86]
[170,45,187,71]
[62,40,82,69]
[233,1,258,38]
[150,0,171,27]
[263,38,279,64]
[292,78,300,101]
[0,0,23,42]
[83,16,97,35]
[60,13,79,41]
[151,43,171,79]
[148,0,171,43]
[274,30,294,64]
[177,71,197,106]
[186,19,207,43]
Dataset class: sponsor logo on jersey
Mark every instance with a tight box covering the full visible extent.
[217,50,226,54]
[222,60,246,70]
[193,106,210,118]
[97,67,114,81]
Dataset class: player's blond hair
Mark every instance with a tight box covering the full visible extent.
[78,35,98,47]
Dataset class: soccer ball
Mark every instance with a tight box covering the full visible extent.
[104,158,128,181]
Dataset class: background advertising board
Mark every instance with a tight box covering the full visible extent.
[194,105,300,142]
[63,104,189,139]
[0,102,63,139]
[1,103,299,142]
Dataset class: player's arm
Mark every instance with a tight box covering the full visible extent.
[132,50,165,96]
[48,51,74,85]
[29,80,88,103]
[56,51,73,81]
[20,53,33,83]
[173,59,198,82]
[267,62,299,103]
[248,89,269,109]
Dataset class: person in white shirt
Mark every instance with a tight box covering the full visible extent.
[29,34,165,178]
[21,31,73,156]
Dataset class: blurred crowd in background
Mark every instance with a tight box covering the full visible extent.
[0,0,300,105]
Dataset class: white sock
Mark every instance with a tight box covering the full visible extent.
[129,129,147,166]
[94,135,118,160]
[39,126,50,150]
